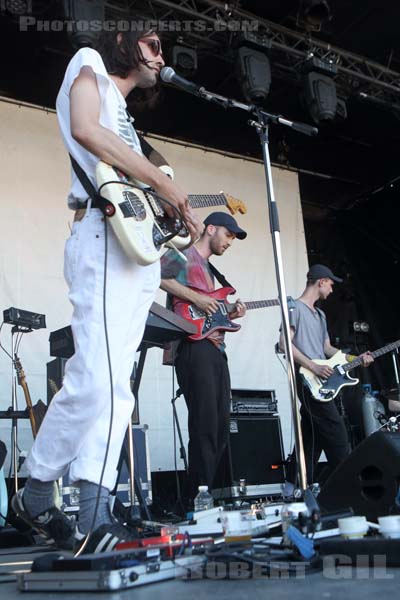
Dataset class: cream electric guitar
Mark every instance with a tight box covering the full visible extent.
[300,338,400,401]
[96,162,246,266]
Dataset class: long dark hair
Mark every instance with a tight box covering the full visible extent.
[96,28,157,77]
[95,28,162,108]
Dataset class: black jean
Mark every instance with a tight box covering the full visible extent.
[175,339,232,499]
[286,376,351,485]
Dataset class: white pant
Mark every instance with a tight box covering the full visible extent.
[26,209,160,490]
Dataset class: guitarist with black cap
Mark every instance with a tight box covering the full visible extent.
[160,211,247,505]
[280,264,374,494]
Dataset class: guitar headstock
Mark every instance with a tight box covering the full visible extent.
[14,356,25,386]
[222,193,247,215]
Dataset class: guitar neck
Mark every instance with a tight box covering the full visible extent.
[343,339,400,372]
[226,299,280,311]
[188,194,226,209]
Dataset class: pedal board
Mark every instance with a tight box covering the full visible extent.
[17,536,212,592]
[17,555,205,591]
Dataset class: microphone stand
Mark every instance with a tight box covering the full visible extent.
[171,389,188,473]
[178,83,319,513]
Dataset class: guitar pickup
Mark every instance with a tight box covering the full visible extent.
[218,302,227,316]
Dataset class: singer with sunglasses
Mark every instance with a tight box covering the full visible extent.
[12,26,203,554]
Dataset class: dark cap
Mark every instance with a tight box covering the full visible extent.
[307,264,343,283]
[203,211,247,240]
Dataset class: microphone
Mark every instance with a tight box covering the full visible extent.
[160,67,203,96]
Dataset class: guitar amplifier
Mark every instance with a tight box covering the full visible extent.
[49,326,74,358]
[46,357,139,423]
[46,357,69,405]
[229,414,285,486]
[231,388,277,414]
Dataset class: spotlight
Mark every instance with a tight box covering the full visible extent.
[352,321,370,333]
[63,0,105,49]
[298,0,332,32]
[3,0,32,14]
[236,47,271,105]
[303,56,338,123]
[170,46,198,77]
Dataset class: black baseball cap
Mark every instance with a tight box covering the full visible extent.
[203,212,247,240]
[307,264,343,283]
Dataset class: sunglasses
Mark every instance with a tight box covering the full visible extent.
[140,38,163,57]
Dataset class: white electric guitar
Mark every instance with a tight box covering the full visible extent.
[96,162,246,266]
[300,338,400,401]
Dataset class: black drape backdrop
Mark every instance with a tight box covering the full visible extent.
[302,190,400,392]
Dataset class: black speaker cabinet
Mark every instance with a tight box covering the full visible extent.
[229,414,285,485]
[318,431,400,520]
[46,357,139,423]
[46,357,68,405]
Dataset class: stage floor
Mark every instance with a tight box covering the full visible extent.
[1,543,400,599]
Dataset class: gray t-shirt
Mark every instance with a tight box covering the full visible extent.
[290,299,329,360]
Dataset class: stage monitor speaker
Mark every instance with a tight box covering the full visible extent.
[318,431,400,520]
[229,414,285,485]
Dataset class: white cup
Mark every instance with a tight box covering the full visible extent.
[378,515,400,538]
[338,516,368,539]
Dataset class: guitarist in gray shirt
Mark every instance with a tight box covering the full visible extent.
[280,264,373,491]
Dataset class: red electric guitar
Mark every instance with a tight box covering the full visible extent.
[173,286,287,341]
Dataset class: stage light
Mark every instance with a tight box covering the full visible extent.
[170,46,198,77]
[236,47,271,105]
[303,55,338,123]
[4,0,31,14]
[63,0,105,49]
[298,0,332,31]
[360,322,370,333]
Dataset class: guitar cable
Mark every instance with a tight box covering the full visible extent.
[298,381,317,488]
[53,181,187,549]
[74,212,116,556]
[97,179,191,264]
[170,368,186,518]
[97,179,185,232]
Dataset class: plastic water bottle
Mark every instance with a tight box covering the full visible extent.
[280,503,292,545]
[194,485,214,512]
[362,384,386,436]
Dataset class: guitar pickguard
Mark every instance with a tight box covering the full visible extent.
[188,305,207,320]
[118,190,146,221]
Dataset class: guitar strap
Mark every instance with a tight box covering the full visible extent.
[315,306,328,349]
[68,134,153,213]
[208,262,233,289]
[69,154,110,214]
